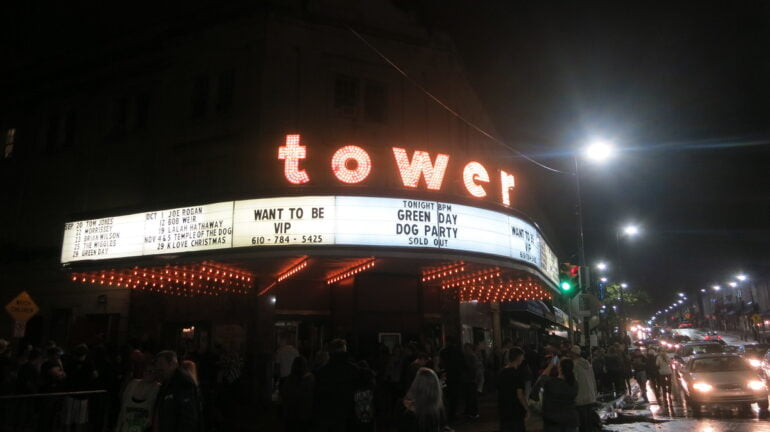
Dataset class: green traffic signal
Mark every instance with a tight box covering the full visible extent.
[561,281,573,291]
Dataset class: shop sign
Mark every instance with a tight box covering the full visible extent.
[62,195,559,284]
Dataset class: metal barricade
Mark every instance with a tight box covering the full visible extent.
[0,390,109,432]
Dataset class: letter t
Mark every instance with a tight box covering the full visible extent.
[278,134,310,184]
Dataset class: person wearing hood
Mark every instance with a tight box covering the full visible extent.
[566,345,599,432]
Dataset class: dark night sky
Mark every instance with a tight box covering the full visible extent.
[433,1,770,318]
[3,2,770,319]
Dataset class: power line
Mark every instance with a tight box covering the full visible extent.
[347,26,569,175]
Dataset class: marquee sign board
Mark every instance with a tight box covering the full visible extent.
[62,195,559,285]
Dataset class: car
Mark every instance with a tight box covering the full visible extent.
[724,345,740,354]
[738,344,770,369]
[674,341,725,374]
[679,353,769,412]
[679,322,694,328]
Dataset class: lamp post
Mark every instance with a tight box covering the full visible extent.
[573,140,615,347]
[616,225,639,340]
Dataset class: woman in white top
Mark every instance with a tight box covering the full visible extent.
[115,354,160,432]
[655,351,673,395]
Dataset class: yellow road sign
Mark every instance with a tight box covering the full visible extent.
[5,291,39,322]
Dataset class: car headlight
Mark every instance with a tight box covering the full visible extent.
[692,382,713,392]
[750,359,762,368]
[748,380,766,391]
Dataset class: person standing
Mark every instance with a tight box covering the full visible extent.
[655,350,673,395]
[153,350,203,432]
[399,368,447,432]
[566,346,598,432]
[438,337,466,422]
[462,343,481,419]
[645,348,660,397]
[314,339,359,432]
[115,354,160,432]
[630,349,648,402]
[604,346,625,396]
[275,338,300,385]
[536,359,579,432]
[497,347,528,432]
[280,356,314,432]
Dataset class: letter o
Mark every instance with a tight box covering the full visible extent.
[331,145,372,184]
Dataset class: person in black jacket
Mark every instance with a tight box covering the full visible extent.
[314,338,359,432]
[536,358,579,432]
[154,350,203,432]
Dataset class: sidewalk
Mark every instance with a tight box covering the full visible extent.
[452,392,543,432]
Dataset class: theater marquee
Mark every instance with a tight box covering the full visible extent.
[61,195,559,284]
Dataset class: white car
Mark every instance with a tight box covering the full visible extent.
[679,353,769,411]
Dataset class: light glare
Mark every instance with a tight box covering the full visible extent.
[584,140,614,162]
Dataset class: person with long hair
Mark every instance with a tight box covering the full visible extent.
[535,358,579,432]
[399,367,447,432]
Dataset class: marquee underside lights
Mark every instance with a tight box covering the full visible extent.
[326,258,376,284]
[453,276,552,303]
[70,261,253,297]
[421,261,466,282]
[259,257,310,296]
[331,145,371,184]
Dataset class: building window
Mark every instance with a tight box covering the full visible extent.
[216,69,235,115]
[3,128,15,159]
[364,81,388,123]
[334,74,359,116]
[191,75,210,119]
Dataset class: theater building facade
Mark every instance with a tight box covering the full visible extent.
[0,2,564,362]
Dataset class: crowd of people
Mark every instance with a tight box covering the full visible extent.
[0,333,670,432]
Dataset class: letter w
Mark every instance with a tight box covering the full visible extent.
[392,148,450,190]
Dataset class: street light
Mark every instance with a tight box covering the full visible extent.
[678,292,685,297]
[729,282,737,288]
[713,285,721,291]
[623,225,640,236]
[600,277,608,283]
[621,283,628,289]
[737,274,748,281]
[585,139,615,162]
[596,262,608,271]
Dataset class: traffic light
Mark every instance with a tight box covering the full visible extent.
[559,263,581,296]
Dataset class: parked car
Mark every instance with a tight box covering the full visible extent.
[674,341,725,374]
[679,353,769,412]
[737,344,770,369]
[724,345,740,354]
